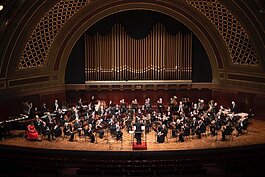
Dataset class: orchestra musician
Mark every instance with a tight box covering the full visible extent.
[95,119,104,139]
[211,102,219,115]
[235,116,249,137]
[54,99,59,112]
[42,120,56,142]
[84,124,95,143]
[144,98,152,114]
[171,96,179,115]
[63,122,75,141]
[221,121,234,141]
[131,99,139,113]
[198,99,205,114]
[144,113,152,133]
[22,101,33,117]
[26,122,42,141]
[40,102,48,116]
[195,120,206,139]
[73,118,83,137]
[157,98,164,114]
[120,99,127,114]
[53,120,62,138]
[115,121,123,141]
[230,101,238,113]
[34,115,44,134]
[77,98,84,108]
[157,124,167,143]
[183,123,191,138]
[190,117,198,136]
[209,120,220,136]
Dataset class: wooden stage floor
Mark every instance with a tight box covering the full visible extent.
[1,119,265,152]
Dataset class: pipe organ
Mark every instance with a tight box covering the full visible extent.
[85,23,192,81]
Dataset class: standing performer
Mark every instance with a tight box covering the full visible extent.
[157,98,164,114]
[133,118,144,145]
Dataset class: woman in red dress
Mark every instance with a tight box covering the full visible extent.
[26,122,41,141]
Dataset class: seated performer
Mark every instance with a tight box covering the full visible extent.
[73,119,83,137]
[42,121,56,142]
[195,120,206,139]
[33,115,44,134]
[84,124,95,143]
[157,124,168,143]
[95,119,104,139]
[63,122,75,141]
[26,122,41,141]
[115,122,123,141]
[221,122,234,141]
[235,117,249,137]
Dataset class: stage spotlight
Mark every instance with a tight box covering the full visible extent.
[0,5,3,11]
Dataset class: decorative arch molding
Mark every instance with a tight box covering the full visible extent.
[1,0,264,93]
[18,0,91,69]
[186,0,259,67]
[52,0,224,85]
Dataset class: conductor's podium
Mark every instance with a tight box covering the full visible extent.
[132,142,147,150]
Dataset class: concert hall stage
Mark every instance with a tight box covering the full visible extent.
[1,119,265,177]
[1,119,265,153]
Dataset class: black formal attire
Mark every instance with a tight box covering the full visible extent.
[231,104,238,113]
[63,124,74,141]
[222,124,234,141]
[157,126,167,143]
[157,102,164,114]
[134,122,143,145]
[195,122,206,139]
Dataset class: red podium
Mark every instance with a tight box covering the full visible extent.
[132,142,147,150]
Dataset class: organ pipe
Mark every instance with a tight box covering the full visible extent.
[85,23,192,81]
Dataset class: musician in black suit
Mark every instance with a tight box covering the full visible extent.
[235,117,249,137]
[144,98,152,114]
[120,99,127,114]
[157,98,164,114]
[157,124,167,143]
[195,120,206,139]
[63,122,75,141]
[33,115,44,134]
[230,101,238,113]
[42,121,55,142]
[115,122,123,141]
[40,103,48,116]
[134,119,144,145]
[84,124,95,143]
[221,122,234,141]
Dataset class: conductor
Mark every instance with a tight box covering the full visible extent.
[134,118,144,145]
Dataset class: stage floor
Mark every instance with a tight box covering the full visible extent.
[1,119,265,152]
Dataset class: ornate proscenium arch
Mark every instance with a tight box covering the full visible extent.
[52,0,224,85]
[0,0,264,94]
